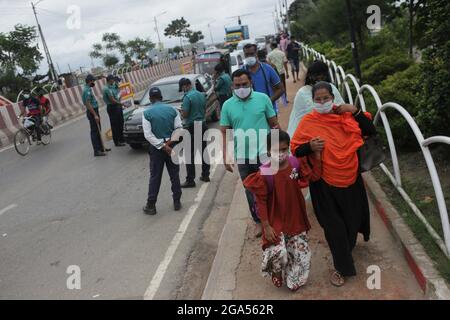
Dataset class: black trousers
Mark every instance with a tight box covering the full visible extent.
[31,115,42,141]
[185,122,210,182]
[106,104,124,145]
[309,175,371,276]
[147,144,182,204]
[86,109,103,153]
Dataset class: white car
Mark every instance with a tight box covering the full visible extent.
[230,50,245,74]
[255,36,267,51]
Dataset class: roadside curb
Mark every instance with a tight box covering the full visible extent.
[201,180,249,300]
[364,172,450,300]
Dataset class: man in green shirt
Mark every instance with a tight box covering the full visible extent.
[83,74,110,157]
[220,69,279,237]
[214,63,232,107]
[103,75,126,147]
[179,77,210,188]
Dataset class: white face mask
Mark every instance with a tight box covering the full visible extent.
[234,87,252,100]
[23,94,30,99]
[245,57,257,67]
[271,151,289,163]
[314,101,334,114]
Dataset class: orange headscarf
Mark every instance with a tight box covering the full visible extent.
[290,110,370,188]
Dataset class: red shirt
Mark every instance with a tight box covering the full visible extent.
[243,156,321,249]
[39,96,51,114]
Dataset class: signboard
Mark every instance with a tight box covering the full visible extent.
[181,61,194,74]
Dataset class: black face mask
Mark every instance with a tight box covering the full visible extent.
[90,83,95,88]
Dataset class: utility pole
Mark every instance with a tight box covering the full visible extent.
[284,0,291,35]
[207,22,215,45]
[345,0,362,82]
[31,1,58,83]
[409,0,414,58]
[154,11,167,52]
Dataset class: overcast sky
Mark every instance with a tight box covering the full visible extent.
[0,0,287,74]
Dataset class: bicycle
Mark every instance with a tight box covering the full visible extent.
[14,116,52,156]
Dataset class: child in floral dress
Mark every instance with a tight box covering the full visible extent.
[244,130,322,291]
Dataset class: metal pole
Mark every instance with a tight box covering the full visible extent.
[285,0,291,35]
[31,1,58,82]
[344,0,362,82]
[154,16,162,51]
[409,0,413,58]
[208,24,214,45]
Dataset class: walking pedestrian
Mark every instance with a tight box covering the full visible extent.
[244,130,321,291]
[286,35,302,83]
[291,81,377,287]
[142,87,183,215]
[179,78,211,188]
[221,69,280,238]
[103,75,126,147]
[287,60,345,137]
[242,43,283,113]
[82,74,110,157]
[267,42,290,104]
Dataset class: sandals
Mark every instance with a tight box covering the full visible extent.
[271,273,283,288]
[330,271,345,287]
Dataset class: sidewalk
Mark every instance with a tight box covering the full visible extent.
[202,64,441,300]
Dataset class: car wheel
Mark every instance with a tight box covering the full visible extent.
[129,143,143,150]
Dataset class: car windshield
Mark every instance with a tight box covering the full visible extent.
[196,62,216,75]
[230,56,237,66]
[140,83,184,105]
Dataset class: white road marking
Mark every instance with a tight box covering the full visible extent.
[143,163,218,300]
[0,204,17,217]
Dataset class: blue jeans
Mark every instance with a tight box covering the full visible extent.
[237,159,262,223]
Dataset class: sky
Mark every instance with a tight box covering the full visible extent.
[0,0,288,75]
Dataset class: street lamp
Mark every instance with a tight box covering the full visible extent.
[207,20,215,45]
[154,11,167,52]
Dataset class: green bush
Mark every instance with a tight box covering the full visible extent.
[361,50,413,85]
[375,63,422,149]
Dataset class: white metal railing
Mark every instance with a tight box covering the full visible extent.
[300,43,450,257]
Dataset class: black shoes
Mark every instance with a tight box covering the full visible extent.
[115,143,126,147]
[181,180,196,188]
[200,176,210,183]
[174,200,182,211]
[94,151,107,157]
[143,202,157,215]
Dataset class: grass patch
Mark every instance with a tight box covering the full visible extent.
[371,149,450,283]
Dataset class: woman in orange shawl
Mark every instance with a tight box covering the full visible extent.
[290,81,377,287]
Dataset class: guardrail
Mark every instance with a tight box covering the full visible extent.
[300,43,450,258]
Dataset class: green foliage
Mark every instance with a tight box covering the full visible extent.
[188,31,204,44]
[362,50,413,85]
[103,55,119,68]
[0,24,43,75]
[164,17,191,47]
[417,0,450,137]
[375,64,422,148]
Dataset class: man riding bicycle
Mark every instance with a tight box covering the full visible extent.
[19,90,43,144]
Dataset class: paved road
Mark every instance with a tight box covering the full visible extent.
[0,108,228,299]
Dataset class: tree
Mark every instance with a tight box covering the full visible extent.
[89,32,123,67]
[103,55,119,68]
[172,46,183,54]
[0,24,43,75]
[417,0,450,137]
[124,37,155,62]
[164,17,191,48]
[188,31,204,44]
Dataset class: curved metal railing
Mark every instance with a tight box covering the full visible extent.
[300,43,450,257]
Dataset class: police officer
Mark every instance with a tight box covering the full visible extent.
[82,74,110,157]
[103,75,126,147]
[142,87,183,215]
[179,78,210,188]
[214,63,232,108]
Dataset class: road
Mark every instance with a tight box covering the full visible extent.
[0,108,231,299]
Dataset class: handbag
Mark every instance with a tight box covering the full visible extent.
[359,135,386,172]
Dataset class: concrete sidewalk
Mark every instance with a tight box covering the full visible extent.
[202,65,449,300]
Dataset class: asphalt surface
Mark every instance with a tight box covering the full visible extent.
[0,108,227,299]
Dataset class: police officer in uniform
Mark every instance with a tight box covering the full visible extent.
[103,74,126,147]
[142,87,183,215]
[83,74,110,157]
[179,78,210,188]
